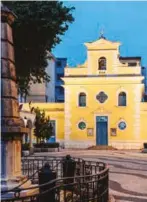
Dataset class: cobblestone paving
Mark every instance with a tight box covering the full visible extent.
[34,150,147,202]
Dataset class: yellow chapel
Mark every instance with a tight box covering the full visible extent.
[23,36,147,149]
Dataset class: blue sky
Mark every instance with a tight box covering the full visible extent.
[53,1,147,67]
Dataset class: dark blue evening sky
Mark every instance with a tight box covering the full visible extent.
[53,1,147,67]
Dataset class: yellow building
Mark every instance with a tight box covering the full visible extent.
[23,36,147,149]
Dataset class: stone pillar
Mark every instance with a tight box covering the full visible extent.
[1,4,28,190]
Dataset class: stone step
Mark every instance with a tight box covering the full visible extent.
[87,145,117,150]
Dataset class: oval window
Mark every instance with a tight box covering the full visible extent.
[78,122,86,130]
[118,121,126,130]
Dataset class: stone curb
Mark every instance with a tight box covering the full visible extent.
[33,150,147,159]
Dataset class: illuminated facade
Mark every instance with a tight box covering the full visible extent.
[23,36,147,149]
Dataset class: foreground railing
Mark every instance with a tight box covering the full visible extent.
[1,156,109,202]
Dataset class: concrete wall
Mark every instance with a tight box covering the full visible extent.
[46,57,56,102]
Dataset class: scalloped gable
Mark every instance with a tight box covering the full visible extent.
[84,38,121,50]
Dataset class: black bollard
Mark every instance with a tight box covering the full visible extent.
[62,155,76,190]
[39,163,56,202]
[144,143,147,149]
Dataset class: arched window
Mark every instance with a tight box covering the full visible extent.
[118,92,127,106]
[98,57,106,70]
[79,93,86,107]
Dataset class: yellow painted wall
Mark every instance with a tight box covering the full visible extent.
[62,37,147,149]
[23,37,147,149]
[22,103,65,141]
[140,103,147,140]
[63,79,146,148]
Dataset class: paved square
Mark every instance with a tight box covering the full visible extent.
[34,150,147,202]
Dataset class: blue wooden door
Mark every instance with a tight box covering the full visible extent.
[96,116,108,145]
[48,120,56,143]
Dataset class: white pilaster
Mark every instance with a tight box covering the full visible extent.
[64,86,72,145]
[112,51,119,74]
[133,86,141,139]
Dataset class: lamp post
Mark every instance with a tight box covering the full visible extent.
[23,117,28,144]
[22,116,35,155]
[24,117,28,127]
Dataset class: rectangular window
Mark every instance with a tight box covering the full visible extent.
[47,120,56,143]
[57,61,62,67]
[50,120,56,137]
[56,87,64,94]
[128,62,137,67]
[57,74,64,80]
[79,93,86,107]
[45,95,48,102]
[118,95,126,106]
[57,87,64,94]
[80,96,86,106]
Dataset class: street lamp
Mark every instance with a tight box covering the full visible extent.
[22,117,30,156]
[23,116,34,155]
[23,117,28,144]
[24,116,28,127]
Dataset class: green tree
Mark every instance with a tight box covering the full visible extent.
[32,107,53,143]
[3,1,75,95]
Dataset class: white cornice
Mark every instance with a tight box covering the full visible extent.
[62,76,144,84]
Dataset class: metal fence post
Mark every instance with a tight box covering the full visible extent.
[39,162,56,202]
[62,155,76,190]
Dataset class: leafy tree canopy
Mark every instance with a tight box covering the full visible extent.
[3,1,75,95]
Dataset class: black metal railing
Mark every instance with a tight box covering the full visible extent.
[1,156,109,202]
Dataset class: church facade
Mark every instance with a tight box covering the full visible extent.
[23,36,147,149]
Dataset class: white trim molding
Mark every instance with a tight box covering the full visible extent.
[64,86,72,141]
[133,85,141,140]
[94,113,110,145]
[64,140,95,149]
[109,141,144,149]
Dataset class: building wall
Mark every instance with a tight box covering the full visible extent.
[140,103,147,140]
[55,58,67,102]
[26,82,46,103]
[62,79,146,149]
[19,54,66,103]
[62,37,147,149]
[25,52,56,103]
[142,66,147,93]
[26,52,55,103]
[46,55,56,102]
[23,37,147,149]
[22,103,65,143]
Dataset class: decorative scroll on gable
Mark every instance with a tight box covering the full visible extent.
[91,107,112,114]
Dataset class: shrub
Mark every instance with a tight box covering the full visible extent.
[144,143,147,149]
[22,143,30,151]
[33,142,59,148]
